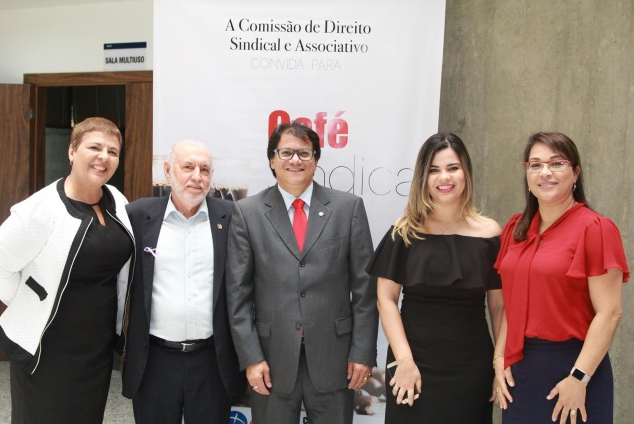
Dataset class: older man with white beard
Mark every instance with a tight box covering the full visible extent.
[122,140,244,424]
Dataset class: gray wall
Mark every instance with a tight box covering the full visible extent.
[439,1,634,422]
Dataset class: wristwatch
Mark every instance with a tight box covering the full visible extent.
[570,367,591,383]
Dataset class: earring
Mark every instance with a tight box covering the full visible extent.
[70,160,73,166]
[528,188,531,193]
[573,183,577,191]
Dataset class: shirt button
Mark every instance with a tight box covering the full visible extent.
[300,291,306,298]
[299,260,305,267]
[295,322,302,330]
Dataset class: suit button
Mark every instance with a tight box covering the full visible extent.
[300,291,306,297]
[295,322,302,330]
[299,260,305,267]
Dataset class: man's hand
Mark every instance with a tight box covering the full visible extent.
[247,360,272,395]
[347,362,372,390]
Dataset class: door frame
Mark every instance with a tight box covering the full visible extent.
[24,71,153,201]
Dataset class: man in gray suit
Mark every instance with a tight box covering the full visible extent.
[226,122,378,424]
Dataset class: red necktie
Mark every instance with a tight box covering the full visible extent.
[292,199,307,252]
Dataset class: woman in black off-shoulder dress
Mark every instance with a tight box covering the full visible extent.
[367,133,504,424]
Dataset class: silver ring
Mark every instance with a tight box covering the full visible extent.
[251,385,258,390]
[570,410,577,416]
[401,399,408,404]
[363,377,368,380]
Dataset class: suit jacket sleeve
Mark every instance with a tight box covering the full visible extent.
[347,197,378,366]
[226,201,265,370]
[0,200,49,305]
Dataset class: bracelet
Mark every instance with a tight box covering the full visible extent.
[492,354,504,367]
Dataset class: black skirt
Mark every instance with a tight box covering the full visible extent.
[503,338,613,424]
[10,198,133,424]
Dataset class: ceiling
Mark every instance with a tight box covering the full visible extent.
[0,0,141,11]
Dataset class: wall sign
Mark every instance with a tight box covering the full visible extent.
[104,42,147,71]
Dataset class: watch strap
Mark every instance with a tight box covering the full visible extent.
[570,367,591,383]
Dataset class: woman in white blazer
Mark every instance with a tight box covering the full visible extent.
[0,117,135,424]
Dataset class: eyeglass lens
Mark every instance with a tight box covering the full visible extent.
[276,148,314,161]
[526,160,569,172]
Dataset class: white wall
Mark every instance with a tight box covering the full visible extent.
[0,0,153,83]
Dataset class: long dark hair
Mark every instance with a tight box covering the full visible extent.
[513,132,590,241]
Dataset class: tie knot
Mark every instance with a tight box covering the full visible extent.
[292,199,305,210]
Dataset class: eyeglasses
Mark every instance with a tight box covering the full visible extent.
[273,148,316,161]
[524,159,572,173]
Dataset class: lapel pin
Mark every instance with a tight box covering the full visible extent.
[319,211,324,216]
[217,223,223,229]
[143,247,157,257]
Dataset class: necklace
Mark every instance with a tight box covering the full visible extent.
[428,215,463,235]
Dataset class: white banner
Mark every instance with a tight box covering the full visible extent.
[154,1,446,422]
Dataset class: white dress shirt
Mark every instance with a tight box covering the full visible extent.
[278,182,313,223]
[149,197,214,341]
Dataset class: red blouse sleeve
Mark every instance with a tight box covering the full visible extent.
[567,215,630,282]
[494,213,521,270]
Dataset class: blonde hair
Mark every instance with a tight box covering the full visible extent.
[393,133,480,246]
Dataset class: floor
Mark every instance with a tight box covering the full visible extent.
[0,360,135,423]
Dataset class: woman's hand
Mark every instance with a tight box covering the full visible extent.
[547,375,587,424]
[388,358,421,407]
[492,357,514,410]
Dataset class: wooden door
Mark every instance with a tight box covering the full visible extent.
[0,83,30,360]
[24,71,153,201]
[125,81,153,199]
[0,84,31,223]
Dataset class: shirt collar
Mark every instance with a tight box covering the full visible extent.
[277,182,313,211]
[164,195,208,220]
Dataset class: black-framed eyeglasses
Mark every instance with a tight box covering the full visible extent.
[273,148,316,161]
[524,159,572,173]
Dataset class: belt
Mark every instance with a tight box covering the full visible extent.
[149,335,213,353]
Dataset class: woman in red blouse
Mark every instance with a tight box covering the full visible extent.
[492,132,629,424]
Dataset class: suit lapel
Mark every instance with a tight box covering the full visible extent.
[206,197,230,309]
[264,184,332,259]
[302,183,332,255]
[140,197,169,322]
[264,186,303,258]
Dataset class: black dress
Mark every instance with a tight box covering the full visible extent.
[367,228,501,424]
[10,196,133,424]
